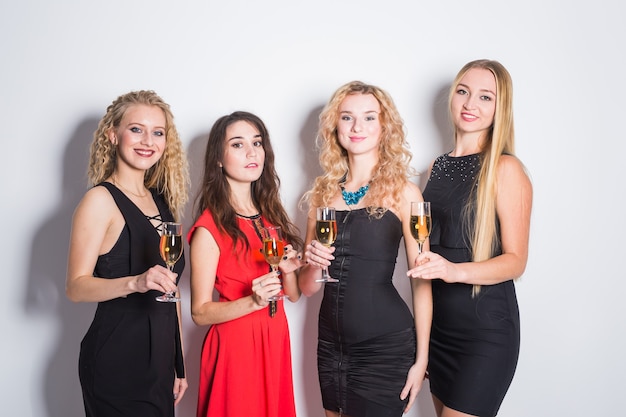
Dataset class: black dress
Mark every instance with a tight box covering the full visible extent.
[318,208,416,417]
[78,182,185,417]
[423,153,520,417]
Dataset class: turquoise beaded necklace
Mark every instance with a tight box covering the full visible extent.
[340,184,370,206]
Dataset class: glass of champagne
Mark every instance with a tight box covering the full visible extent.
[156,222,183,302]
[315,207,339,283]
[261,226,287,301]
[410,202,432,254]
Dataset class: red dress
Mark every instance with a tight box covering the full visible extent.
[188,210,296,417]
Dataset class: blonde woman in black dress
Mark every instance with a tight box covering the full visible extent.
[408,60,533,417]
[299,81,432,417]
[66,90,189,416]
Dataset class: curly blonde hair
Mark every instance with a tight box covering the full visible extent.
[87,90,189,220]
[303,81,413,215]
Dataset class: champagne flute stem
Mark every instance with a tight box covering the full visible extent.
[269,264,278,318]
[166,264,175,297]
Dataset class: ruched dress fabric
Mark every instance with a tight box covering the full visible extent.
[318,208,416,417]
[78,182,185,417]
[423,153,520,417]
[187,210,296,417]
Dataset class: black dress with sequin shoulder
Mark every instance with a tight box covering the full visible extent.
[423,153,520,417]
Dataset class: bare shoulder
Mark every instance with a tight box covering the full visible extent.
[69,185,122,255]
[394,181,423,222]
[497,155,533,209]
[498,155,532,186]
[499,154,528,175]
[402,181,423,203]
[73,185,117,222]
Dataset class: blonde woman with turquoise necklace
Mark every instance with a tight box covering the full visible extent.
[299,81,432,417]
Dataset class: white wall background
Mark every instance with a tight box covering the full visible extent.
[2,0,624,416]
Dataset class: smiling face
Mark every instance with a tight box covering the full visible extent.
[450,67,497,138]
[221,120,265,185]
[109,104,167,172]
[336,93,382,158]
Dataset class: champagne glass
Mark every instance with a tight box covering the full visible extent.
[315,207,339,283]
[410,202,432,254]
[156,222,183,302]
[261,226,288,302]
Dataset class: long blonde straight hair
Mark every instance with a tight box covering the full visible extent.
[450,60,515,296]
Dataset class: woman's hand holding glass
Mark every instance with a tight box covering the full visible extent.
[133,265,178,296]
[313,207,338,283]
[277,244,303,275]
[261,226,288,302]
[157,222,183,302]
[251,271,283,308]
[407,250,459,283]
[306,239,336,278]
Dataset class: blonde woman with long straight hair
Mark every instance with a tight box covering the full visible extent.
[66,90,189,416]
[408,60,533,417]
[299,81,432,417]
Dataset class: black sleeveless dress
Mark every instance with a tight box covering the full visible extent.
[318,208,416,417]
[78,182,185,417]
[423,153,520,417]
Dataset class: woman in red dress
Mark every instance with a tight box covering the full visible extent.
[188,111,303,417]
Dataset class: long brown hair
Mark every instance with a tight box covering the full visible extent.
[193,111,302,251]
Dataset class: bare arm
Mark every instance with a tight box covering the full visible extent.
[66,187,177,302]
[408,155,533,285]
[399,182,432,413]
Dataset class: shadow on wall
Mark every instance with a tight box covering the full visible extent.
[175,130,212,417]
[431,83,454,168]
[293,104,326,417]
[24,118,100,417]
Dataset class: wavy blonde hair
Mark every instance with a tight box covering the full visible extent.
[87,90,189,220]
[451,60,516,296]
[303,81,413,215]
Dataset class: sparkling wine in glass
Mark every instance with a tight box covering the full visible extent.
[261,226,287,302]
[410,202,432,254]
[156,222,183,302]
[315,207,339,283]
